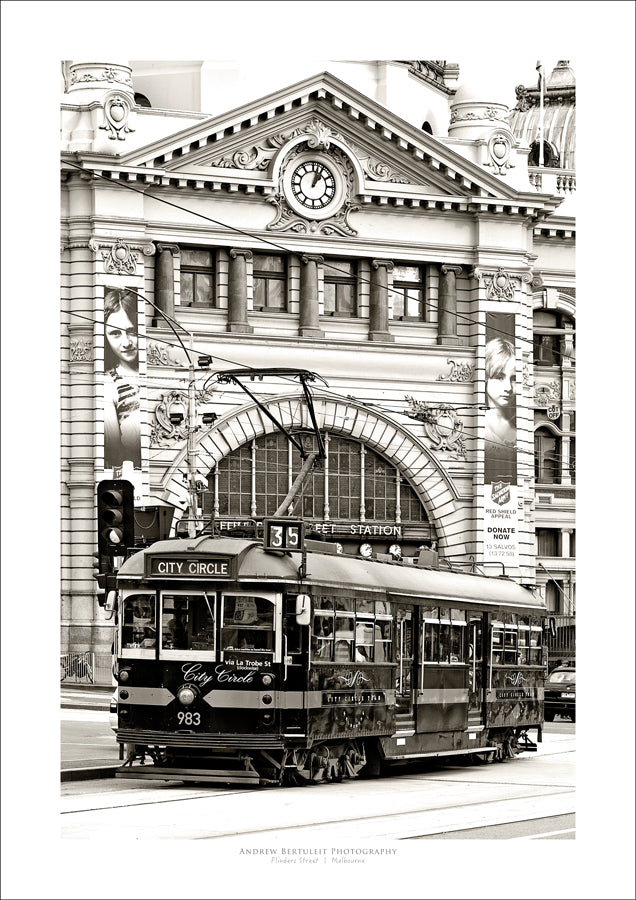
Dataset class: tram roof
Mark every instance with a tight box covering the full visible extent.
[118,537,544,611]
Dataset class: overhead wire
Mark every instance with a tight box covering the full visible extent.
[61,158,575,362]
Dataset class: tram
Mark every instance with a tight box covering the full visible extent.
[110,522,546,786]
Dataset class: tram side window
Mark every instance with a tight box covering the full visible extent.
[421,607,465,663]
[529,616,543,665]
[162,594,216,651]
[491,621,505,664]
[504,614,518,664]
[311,597,393,662]
[422,607,440,662]
[222,595,274,652]
[518,616,530,664]
[122,594,156,648]
[312,599,335,659]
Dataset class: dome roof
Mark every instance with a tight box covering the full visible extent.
[547,61,575,89]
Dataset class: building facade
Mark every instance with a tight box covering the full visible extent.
[60,60,575,662]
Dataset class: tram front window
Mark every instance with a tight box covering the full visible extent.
[122,594,156,649]
[161,593,216,652]
[222,595,274,653]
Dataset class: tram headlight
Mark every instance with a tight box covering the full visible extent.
[177,685,198,706]
[118,669,130,683]
[261,674,274,687]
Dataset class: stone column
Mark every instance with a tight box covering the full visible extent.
[300,254,324,338]
[438,264,462,344]
[369,259,394,342]
[154,243,179,326]
[228,249,253,333]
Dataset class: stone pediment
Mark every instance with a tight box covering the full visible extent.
[91,72,560,216]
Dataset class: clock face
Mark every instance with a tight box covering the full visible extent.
[388,544,402,559]
[282,152,345,220]
[291,161,336,209]
[359,542,373,559]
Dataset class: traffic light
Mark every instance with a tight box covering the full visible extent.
[97,479,135,556]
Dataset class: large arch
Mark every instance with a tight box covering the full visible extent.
[158,392,468,557]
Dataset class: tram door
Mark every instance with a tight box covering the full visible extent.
[395,605,415,726]
[467,613,485,728]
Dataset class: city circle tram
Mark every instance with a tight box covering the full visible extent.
[110,523,546,786]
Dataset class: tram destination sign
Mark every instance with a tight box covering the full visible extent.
[147,556,232,578]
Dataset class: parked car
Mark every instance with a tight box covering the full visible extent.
[544,665,576,722]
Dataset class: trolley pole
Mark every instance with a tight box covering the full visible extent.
[186,356,199,538]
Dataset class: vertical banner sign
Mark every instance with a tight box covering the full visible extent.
[103,288,141,470]
[484,313,519,565]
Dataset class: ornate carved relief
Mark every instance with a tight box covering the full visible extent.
[70,337,92,362]
[484,132,514,175]
[436,360,474,383]
[99,91,135,141]
[209,117,410,183]
[450,107,509,124]
[472,266,532,301]
[151,387,218,447]
[534,381,561,406]
[147,343,181,367]
[89,237,155,275]
[404,396,467,459]
[70,66,133,87]
[267,143,359,236]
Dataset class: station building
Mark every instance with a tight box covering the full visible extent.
[60,60,575,661]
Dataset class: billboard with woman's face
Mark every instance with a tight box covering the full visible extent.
[483,313,519,567]
[484,313,517,485]
[103,288,141,469]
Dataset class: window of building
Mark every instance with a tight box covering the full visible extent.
[323,258,357,316]
[207,432,430,528]
[533,311,575,366]
[529,140,559,167]
[180,248,215,307]
[392,264,426,320]
[535,427,561,483]
[253,253,287,311]
[537,528,560,557]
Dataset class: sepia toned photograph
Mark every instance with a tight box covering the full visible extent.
[2,3,634,900]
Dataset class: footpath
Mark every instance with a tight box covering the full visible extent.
[61,683,122,783]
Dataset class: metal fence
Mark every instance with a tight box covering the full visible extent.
[547,614,576,668]
[60,652,114,685]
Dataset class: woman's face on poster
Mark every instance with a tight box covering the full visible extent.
[105,308,138,366]
[486,357,516,411]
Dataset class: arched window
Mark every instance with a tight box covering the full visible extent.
[534,427,561,484]
[134,92,152,108]
[529,140,559,167]
[421,121,433,135]
[204,432,430,526]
